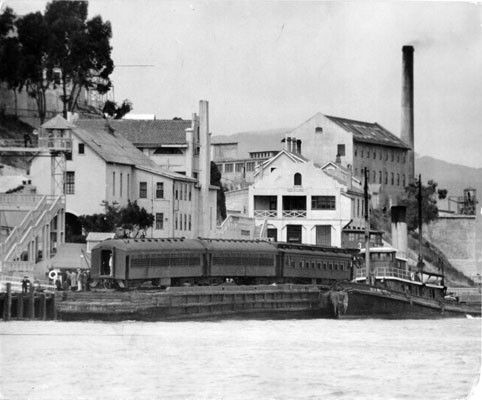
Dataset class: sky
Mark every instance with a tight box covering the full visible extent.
[5,0,482,168]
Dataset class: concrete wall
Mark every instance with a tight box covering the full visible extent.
[426,215,481,278]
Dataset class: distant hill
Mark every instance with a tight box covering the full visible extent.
[415,155,482,209]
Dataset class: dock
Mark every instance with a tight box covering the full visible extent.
[1,282,57,321]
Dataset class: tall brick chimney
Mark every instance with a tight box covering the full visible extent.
[401,45,415,184]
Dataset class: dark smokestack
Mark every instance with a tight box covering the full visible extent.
[401,45,415,184]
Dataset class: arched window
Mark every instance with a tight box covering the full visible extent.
[294,173,302,186]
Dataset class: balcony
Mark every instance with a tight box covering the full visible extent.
[254,210,277,218]
[282,210,307,218]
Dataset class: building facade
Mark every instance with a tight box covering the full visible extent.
[29,107,217,239]
[247,149,365,246]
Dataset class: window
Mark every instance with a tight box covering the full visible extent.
[391,172,394,185]
[65,152,72,161]
[373,171,376,182]
[127,174,130,198]
[402,174,406,187]
[312,196,336,210]
[112,172,115,196]
[139,182,147,198]
[373,150,376,159]
[379,171,382,184]
[156,182,164,199]
[315,127,323,133]
[337,144,345,157]
[391,152,394,162]
[367,151,370,158]
[397,173,400,186]
[235,163,244,172]
[384,172,388,184]
[361,149,364,158]
[294,173,302,186]
[224,163,233,173]
[120,173,123,197]
[78,143,85,154]
[188,185,192,201]
[246,162,255,172]
[354,147,358,157]
[189,214,192,231]
[65,171,75,194]
[155,213,164,230]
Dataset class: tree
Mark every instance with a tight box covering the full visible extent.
[0,7,24,116]
[102,99,133,119]
[44,1,114,118]
[78,200,154,238]
[400,178,447,231]
[211,161,227,222]
[119,200,154,236]
[15,11,50,123]
[2,1,115,123]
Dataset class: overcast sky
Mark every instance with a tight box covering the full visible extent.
[7,1,482,168]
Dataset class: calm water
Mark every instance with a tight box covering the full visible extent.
[0,318,480,400]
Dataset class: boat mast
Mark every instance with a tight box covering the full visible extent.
[364,167,370,283]
[417,174,424,278]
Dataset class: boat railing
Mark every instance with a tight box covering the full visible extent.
[355,267,413,281]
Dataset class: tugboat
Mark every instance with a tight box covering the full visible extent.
[341,171,480,318]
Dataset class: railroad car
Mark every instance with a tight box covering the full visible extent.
[90,238,357,289]
[274,242,355,284]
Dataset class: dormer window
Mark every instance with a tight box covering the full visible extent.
[294,173,302,186]
[315,127,323,133]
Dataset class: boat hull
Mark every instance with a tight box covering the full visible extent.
[341,284,480,319]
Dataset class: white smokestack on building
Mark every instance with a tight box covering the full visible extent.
[198,100,212,237]
[391,206,408,266]
[401,45,415,184]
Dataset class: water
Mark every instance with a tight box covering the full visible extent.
[0,318,480,400]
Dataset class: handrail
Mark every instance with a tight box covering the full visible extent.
[1,195,65,262]
[254,210,277,218]
[355,267,413,281]
[282,210,307,218]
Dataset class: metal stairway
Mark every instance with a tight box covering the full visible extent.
[0,194,65,276]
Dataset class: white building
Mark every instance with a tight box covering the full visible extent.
[29,101,217,239]
[247,147,365,246]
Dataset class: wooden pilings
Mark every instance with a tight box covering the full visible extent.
[1,286,56,321]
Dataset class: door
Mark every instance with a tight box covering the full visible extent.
[316,225,331,246]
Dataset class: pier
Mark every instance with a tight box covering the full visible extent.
[1,282,57,321]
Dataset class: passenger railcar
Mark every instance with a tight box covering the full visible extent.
[274,243,355,284]
[90,238,206,288]
[90,238,357,289]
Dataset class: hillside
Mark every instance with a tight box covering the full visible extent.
[0,115,36,170]
[415,155,482,208]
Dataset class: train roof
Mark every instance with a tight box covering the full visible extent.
[198,238,278,253]
[92,238,207,252]
[273,242,356,255]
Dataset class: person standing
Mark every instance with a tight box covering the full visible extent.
[21,276,30,294]
[70,270,77,291]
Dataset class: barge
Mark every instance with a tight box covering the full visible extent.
[55,284,346,321]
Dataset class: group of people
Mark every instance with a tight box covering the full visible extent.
[53,269,91,292]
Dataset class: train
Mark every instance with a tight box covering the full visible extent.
[90,238,358,289]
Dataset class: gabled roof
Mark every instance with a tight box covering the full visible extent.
[325,115,410,150]
[62,118,194,181]
[41,115,76,130]
[75,119,192,147]
[254,149,308,177]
